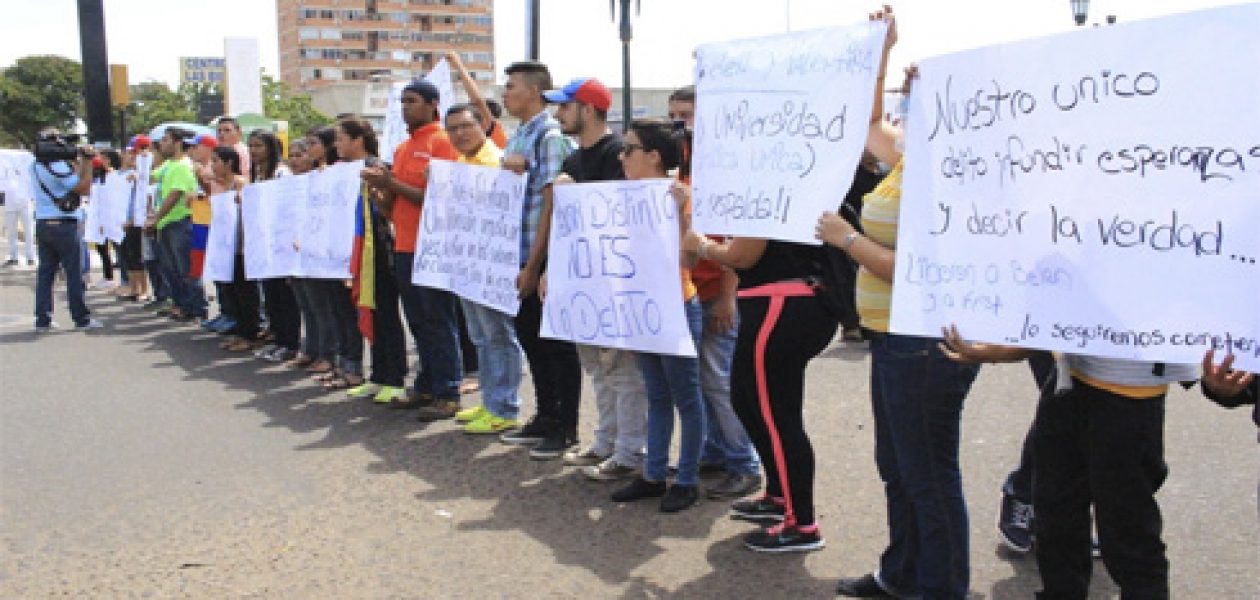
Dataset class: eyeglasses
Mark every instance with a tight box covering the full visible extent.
[622,143,645,155]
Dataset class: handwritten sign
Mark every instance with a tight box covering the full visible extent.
[83,185,105,244]
[691,22,886,243]
[890,4,1260,371]
[242,175,305,279]
[0,150,33,212]
[133,153,152,222]
[540,180,696,357]
[99,172,131,242]
[301,161,362,279]
[203,192,238,283]
[411,160,526,315]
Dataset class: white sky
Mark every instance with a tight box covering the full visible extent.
[2,1,1247,90]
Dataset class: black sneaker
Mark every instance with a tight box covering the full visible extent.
[529,431,576,460]
[998,493,1034,553]
[500,416,551,446]
[730,495,785,524]
[835,573,894,598]
[744,523,825,553]
[611,477,667,503]
[660,485,699,513]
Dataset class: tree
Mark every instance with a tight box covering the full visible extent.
[262,75,332,136]
[124,81,195,138]
[0,56,84,147]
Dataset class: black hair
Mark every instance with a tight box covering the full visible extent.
[248,129,283,182]
[166,126,193,151]
[213,145,241,175]
[445,103,484,125]
[307,126,339,167]
[504,61,553,95]
[669,85,696,103]
[217,116,240,132]
[628,118,691,179]
[336,117,379,158]
[93,149,121,183]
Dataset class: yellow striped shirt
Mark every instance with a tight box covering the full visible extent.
[856,160,903,333]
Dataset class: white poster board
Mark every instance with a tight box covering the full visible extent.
[203,191,238,283]
[242,175,305,279]
[0,150,34,212]
[691,21,887,243]
[383,59,455,160]
[83,185,105,244]
[541,179,696,357]
[132,152,152,222]
[300,161,362,279]
[890,4,1260,371]
[411,159,527,315]
[99,171,131,242]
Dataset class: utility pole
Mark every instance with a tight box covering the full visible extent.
[77,0,114,146]
[612,0,639,133]
[526,0,541,60]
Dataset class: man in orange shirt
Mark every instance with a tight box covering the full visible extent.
[363,79,464,421]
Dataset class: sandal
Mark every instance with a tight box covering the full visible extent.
[315,370,341,383]
[324,373,364,391]
[220,337,242,350]
[225,338,256,352]
[285,354,314,369]
[305,359,333,374]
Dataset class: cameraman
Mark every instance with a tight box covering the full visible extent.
[31,128,102,331]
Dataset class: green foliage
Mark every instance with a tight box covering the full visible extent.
[125,81,195,136]
[261,75,332,136]
[0,56,84,147]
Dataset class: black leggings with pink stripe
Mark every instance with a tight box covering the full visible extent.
[731,292,838,527]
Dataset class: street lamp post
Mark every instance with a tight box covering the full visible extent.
[1071,0,1090,26]
[611,0,639,133]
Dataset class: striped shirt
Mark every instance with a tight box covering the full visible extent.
[856,160,903,333]
[1066,355,1196,399]
[502,110,573,264]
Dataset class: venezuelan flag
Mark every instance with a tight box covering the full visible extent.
[350,183,376,344]
[188,194,211,279]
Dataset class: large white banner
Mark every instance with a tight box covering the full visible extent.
[98,172,131,242]
[541,180,696,357]
[241,162,362,280]
[132,153,152,222]
[203,192,238,283]
[411,160,526,315]
[890,4,1260,371]
[691,21,887,243]
[224,37,262,115]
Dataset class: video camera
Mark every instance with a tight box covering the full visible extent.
[33,132,86,163]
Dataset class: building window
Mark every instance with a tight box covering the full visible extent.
[342,30,365,41]
[299,27,319,40]
[321,28,340,40]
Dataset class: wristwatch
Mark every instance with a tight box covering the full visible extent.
[840,231,860,251]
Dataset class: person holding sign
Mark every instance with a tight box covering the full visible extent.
[683,177,840,545]
[340,117,408,404]
[362,78,464,418]
[248,130,303,364]
[118,146,149,302]
[543,77,649,472]
[207,146,260,353]
[495,61,582,450]
[441,104,526,434]
[600,119,705,513]
[820,9,981,596]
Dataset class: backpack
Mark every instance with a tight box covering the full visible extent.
[791,200,862,329]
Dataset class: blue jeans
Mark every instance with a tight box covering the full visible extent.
[638,298,706,487]
[34,220,90,327]
[157,218,206,317]
[870,333,980,600]
[461,299,522,419]
[395,252,462,399]
[698,299,760,476]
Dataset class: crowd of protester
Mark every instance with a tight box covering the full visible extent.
[16,7,1258,599]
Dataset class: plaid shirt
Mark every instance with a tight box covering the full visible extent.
[502,110,573,264]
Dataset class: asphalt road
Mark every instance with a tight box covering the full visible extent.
[0,256,1256,598]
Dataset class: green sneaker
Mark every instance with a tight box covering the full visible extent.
[455,405,488,423]
[347,383,381,399]
[373,386,406,404]
[464,413,518,434]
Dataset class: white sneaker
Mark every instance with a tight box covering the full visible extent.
[76,318,105,331]
[563,446,610,467]
[583,458,639,481]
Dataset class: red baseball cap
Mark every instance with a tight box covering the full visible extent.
[544,78,613,112]
[194,134,218,149]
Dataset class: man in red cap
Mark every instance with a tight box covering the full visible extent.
[539,76,648,468]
